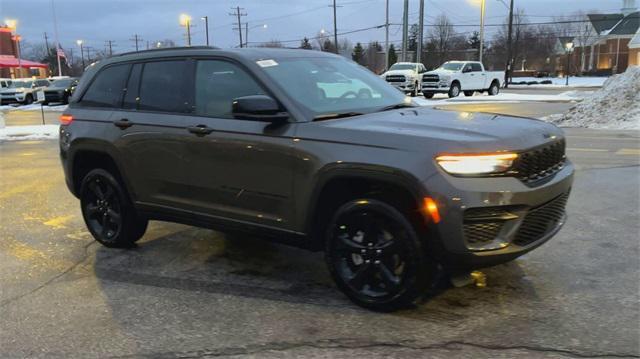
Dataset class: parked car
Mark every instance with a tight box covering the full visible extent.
[0,78,50,105]
[380,62,427,96]
[0,78,12,89]
[43,77,79,105]
[59,48,573,311]
[422,61,503,98]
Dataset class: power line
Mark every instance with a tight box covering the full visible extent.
[230,6,247,48]
[105,40,116,56]
[129,34,143,52]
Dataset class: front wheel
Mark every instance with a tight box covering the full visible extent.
[80,169,148,248]
[325,199,434,311]
[448,83,461,98]
[464,91,474,97]
[424,92,435,99]
[411,82,419,97]
[24,94,34,105]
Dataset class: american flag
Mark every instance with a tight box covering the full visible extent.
[56,46,66,59]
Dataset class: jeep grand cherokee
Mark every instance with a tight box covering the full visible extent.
[59,47,573,311]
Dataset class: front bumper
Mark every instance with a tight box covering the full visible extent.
[0,93,25,104]
[387,81,417,93]
[423,160,575,272]
[421,81,450,93]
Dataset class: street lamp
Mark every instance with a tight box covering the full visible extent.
[468,0,486,63]
[156,41,162,48]
[179,13,192,46]
[245,23,267,47]
[565,42,574,86]
[201,16,210,46]
[76,40,85,70]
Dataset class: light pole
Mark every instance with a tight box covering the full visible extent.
[565,42,574,86]
[479,0,486,64]
[245,23,267,47]
[201,16,209,46]
[180,14,192,46]
[76,40,85,70]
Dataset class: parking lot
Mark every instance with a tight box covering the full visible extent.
[1,125,638,358]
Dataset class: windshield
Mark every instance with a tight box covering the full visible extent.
[259,56,407,118]
[438,62,464,71]
[51,79,74,87]
[389,64,417,71]
[8,81,31,88]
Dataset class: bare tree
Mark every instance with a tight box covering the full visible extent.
[554,11,595,71]
[428,14,455,64]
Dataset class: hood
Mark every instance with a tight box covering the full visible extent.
[383,69,417,77]
[45,86,67,91]
[299,107,564,155]
[425,69,457,77]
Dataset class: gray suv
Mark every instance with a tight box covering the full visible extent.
[59,47,574,311]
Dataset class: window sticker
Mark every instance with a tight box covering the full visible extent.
[256,59,279,68]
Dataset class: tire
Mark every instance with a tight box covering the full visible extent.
[411,82,419,97]
[325,199,435,311]
[24,94,34,105]
[424,93,434,99]
[448,82,461,98]
[464,91,474,97]
[488,82,500,96]
[80,169,148,248]
[63,93,70,104]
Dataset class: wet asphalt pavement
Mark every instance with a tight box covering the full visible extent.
[0,126,639,357]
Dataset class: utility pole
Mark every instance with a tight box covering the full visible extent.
[504,0,514,88]
[43,32,50,56]
[230,7,246,48]
[77,40,85,69]
[202,16,210,46]
[105,40,115,56]
[85,46,93,63]
[417,0,424,64]
[401,0,409,62]
[385,0,389,70]
[332,0,339,54]
[245,22,249,47]
[50,0,62,76]
[479,0,486,63]
[130,34,142,52]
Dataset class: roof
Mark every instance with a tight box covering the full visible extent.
[588,13,625,34]
[0,55,47,69]
[609,11,640,35]
[629,28,640,48]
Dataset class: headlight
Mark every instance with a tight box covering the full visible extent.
[436,153,518,175]
[440,76,451,82]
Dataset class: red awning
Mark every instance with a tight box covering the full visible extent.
[0,55,48,69]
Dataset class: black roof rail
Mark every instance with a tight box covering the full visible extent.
[115,46,219,57]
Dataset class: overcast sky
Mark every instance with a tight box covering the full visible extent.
[0,0,629,54]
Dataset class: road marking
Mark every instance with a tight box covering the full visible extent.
[43,215,75,229]
[567,148,609,152]
[615,149,640,156]
[567,136,640,141]
[2,237,72,271]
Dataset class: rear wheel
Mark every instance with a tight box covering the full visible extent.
[464,91,474,97]
[411,82,419,97]
[24,94,34,105]
[325,199,434,311]
[448,82,461,98]
[488,82,500,96]
[424,93,434,99]
[80,169,148,248]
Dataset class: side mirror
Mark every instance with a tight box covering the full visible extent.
[232,95,289,123]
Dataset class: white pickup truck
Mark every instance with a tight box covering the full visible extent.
[421,61,503,98]
[380,62,427,97]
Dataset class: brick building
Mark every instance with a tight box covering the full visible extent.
[0,25,48,78]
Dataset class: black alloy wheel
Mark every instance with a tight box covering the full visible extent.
[80,169,147,248]
[325,199,433,311]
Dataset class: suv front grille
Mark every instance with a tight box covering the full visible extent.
[385,75,406,83]
[463,207,518,246]
[464,222,504,244]
[514,140,566,184]
[513,191,569,246]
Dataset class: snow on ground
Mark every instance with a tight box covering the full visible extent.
[0,124,59,141]
[414,91,582,107]
[0,104,68,112]
[541,66,640,130]
[508,76,608,88]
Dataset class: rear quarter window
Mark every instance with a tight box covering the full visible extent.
[80,64,130,108]
[138,60,190,113]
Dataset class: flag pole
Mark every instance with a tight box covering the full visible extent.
[51,0,62,76]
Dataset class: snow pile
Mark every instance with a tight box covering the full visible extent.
[508,76,608,88]
[414,91,582,107]
[0,104,68,112]
[0,125,59,141]
[544,66,640,129]
[0,112,4,129]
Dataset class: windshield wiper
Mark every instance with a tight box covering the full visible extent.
[379,102,415,112]
[313,112,364,121]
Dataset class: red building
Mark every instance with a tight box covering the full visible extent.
[0,26,48,78]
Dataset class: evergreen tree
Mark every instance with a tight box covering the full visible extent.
[388,44,398,67]
[299,37,312,49]
[352,42,365,64]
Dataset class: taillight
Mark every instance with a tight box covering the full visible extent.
[59,114,73,125]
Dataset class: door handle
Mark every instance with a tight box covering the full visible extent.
[113,118,132,129]
[187,125,215,136]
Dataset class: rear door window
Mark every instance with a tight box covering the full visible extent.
[138,60,190,113]
[80,64,130,108]
[123,63,143,110]
[471,63,483,72]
